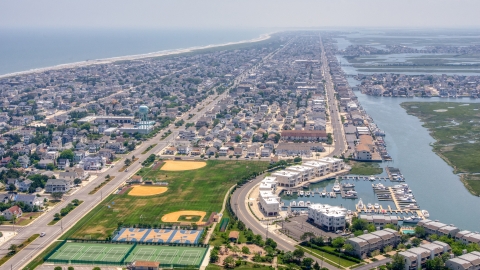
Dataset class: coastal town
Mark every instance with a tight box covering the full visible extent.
[0,31,477,270]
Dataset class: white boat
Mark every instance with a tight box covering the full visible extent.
[299,191,304,196]
[343,183,355,188]
[369,175,376,181]
[357,198,365,209]
[311,191,315,197]
[367,203,373,209]
[347,210,352,215]
[298,201,305,207]
[290,201,296,207]
[306,201,311,206]
[373,183,386,190]
[306,191,311,196]
[333,179,341,192]
[374,203,380,209]
[321,188,327,196]
[404,203,416,209]
[286,190,291,195]
[421,210,430,218]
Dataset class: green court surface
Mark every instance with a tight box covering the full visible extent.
[47,242,208,267]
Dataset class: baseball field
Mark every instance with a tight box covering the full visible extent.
[63,160,268,240]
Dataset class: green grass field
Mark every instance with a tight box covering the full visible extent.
[349,162,383,175]
[47,242,207,267]
[402,102,480,195]
[64,160,269,240]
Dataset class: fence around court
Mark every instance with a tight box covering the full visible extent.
[44,240,209,268]
[219,217,230,232]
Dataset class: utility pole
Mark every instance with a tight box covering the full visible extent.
[266,222,269,240]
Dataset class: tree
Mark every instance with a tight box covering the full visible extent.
[46,163,55,171]
[74,178,82,185]
[242,246,250,255]
[300,232,316,242]
[384,245,393,253]
[124,158,132,166]
[231,245,240,256]
[59,149,74,161]
[8,183,16,191]
[68,267,75,270]
[294,156,302,163]
[93,268,101,270]
[223,255,235,268]
[331,237,345,249]
[367,224,376,232]
[8,244,17,255]
[425,257,444,270]
[344,243,354,253]
[387,253,406,270]
[351,218,368,232]
[283,251,294,263]
[313,262,320,270]
[293,248,305,261]
[210,249,219,262]
[54,267,62,270]
[312,236,325,246]
[415,226,427,238]
[54,213,61,220]
[302,257,314,269]
[411,237,422,247]
[51,192,63,201]
[266,238,277,249]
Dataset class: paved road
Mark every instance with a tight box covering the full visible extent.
[320,37,347,157]
[2,40,289,270]
[230,36,346,270]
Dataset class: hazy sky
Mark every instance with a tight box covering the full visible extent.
[1,0,479,29]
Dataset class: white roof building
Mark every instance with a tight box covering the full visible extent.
[308,203,346,231]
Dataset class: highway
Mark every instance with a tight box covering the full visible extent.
[230,36,347,270]
[0,41,289,270]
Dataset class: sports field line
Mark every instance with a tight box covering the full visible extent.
[57,245,83,260]
[77,246,106,260]
[178,250,201,264]
[102,247,129,262]
[155,249,177,264]
[132,247,156,261]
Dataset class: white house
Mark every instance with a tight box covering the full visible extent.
[271,170,301,187]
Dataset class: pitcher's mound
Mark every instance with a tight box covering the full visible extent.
[161,211,207,225]
[160,161,207,171]
[128,186,168,196]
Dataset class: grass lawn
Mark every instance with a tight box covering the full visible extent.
[349,162,383,175]
[296,245,359,269]
[209,206,247,246]
[13,212,43,226]
[64,160,268,240]
[402,102,480,195]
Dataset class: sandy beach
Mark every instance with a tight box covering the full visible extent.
[0,32,273,80]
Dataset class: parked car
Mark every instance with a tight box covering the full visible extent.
[40,232,46,237]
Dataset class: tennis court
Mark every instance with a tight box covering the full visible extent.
[46,242,208,267]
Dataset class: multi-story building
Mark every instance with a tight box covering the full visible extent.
[417,219,460,237]
[399,241,451,270]
[317,157,345,172]
[446,251,480,270]
[286,165,315,181]
[455,231,480,245]
[303,161,329,176]
[346,229,400,258]
[271,170,301,187]
[308,203,347,232]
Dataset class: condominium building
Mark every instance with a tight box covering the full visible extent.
[303,161,329,176]
[399,241,451,270]
[359,214,399,229]
[286,165,315,181]
[346,229,400,258]
[417,219,460,237]
[258,190,280,216]
[271,170,301,187]
[307,203,347,232]
[446,251,480,270]
[317,157,345,172]
[455,231,480,245]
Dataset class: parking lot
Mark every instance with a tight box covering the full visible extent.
[278,215,341,242]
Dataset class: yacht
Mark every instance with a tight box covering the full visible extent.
[421,210,430,218]
[373,183,386,190]
[367,203,373,209]
[347,210,352,215]
[369,175,376,181]
[321,188,327,197]
[286,190,291,195]
[298,201,305,207]
[357,198,365,209]
[299,190,304,196]
[333,179,341,192]
[343,183,355,188]
[290,201,296,207]
[306,201,311,207]
[306,191,311,197]
[374,203,380,209]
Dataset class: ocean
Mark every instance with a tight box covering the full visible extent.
[0,28,269,76]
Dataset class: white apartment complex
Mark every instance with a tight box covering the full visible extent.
[258,177,281,216]
[307,203,347,232]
